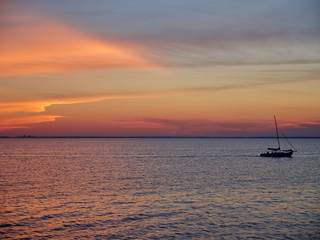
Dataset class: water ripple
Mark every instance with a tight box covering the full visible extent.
[1,138,319,239]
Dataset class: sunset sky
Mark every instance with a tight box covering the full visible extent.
[1,0,319,137]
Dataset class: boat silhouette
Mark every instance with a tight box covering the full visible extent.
[260,116,296,157]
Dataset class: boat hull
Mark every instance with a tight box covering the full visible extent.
[260,150,293,158]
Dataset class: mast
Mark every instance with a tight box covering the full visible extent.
[274,115,280,149]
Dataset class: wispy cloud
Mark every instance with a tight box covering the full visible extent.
[0,115,60,131]
[2,1,319,75]
[58,0,319,68]
[0,6,155,76]
[0,78,311,133]
[0,77,307,112]
[281,121,320,129]
[103,117,320,137]
[1,1,319,137]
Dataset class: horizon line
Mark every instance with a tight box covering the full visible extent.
[1,136,319,139]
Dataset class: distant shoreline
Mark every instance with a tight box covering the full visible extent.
[1,136,319,139]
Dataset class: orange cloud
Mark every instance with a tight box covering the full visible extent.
[0,9,155,76]
[0,115,60,131]
[0,91,185,131]
[0,89,188,114]
[280,121,320,129]
[1,78,314,133]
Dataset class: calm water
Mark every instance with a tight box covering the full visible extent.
[0,138,319,239]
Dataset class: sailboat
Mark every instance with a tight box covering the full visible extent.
[260,116,296,157]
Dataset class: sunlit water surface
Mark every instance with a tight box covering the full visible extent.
[1,138,319,239]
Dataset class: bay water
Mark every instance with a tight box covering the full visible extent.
[0,138,319,239]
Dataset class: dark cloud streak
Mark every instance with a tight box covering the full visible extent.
[17,0,320,68]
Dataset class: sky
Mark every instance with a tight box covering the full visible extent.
[0,0,320,137]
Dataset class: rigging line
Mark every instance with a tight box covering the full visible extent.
[279,128,297,151]
[274,116,281,149]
